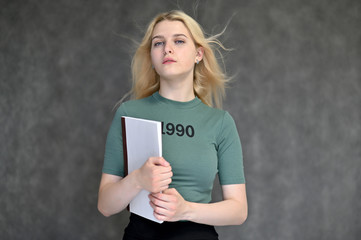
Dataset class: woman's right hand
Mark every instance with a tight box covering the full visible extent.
[136,157,173,193]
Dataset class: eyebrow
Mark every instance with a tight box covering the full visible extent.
[151,34,188,41]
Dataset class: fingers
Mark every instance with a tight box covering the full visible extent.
[150,188,177,202]
[156,177,172,192]
[160,170,173,179]
[149,201,169,219]
[147,174,172,193]
[149,189,180,221]
[160,175,172,186]
[149,157,170,167]
[149,158,172,190]
[138,157,172,193]
[162,188,177,194]
[149,194,174,213]
[152,164,172,191]
[147,157,172,175]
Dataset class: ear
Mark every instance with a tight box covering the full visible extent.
[195,47,204,63]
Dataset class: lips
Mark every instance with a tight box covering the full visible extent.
[162,58,176,64]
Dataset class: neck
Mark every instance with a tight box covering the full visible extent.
[159,76,195,102]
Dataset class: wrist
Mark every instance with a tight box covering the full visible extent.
[182,201,195,222]
[130,169,143,190]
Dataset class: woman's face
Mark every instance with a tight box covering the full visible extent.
[150,20,202,82]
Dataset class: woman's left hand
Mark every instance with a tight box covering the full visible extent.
[149,188,189,222]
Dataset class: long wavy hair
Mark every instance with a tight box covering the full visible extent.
[125,10,230,108]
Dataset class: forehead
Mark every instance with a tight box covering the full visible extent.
[152,20,191,38]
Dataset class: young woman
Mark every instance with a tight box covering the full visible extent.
[98,10,247,240]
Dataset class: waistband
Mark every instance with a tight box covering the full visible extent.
[123,213,219,240]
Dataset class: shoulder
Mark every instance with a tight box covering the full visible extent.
[199,105,238,143]
[114,95,157,117]
[199,103,233,123]
[122,95,154,108]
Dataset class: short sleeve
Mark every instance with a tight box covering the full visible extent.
[217,111,245,185]
[102,105,127,177]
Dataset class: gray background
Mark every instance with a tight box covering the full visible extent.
[1,0,360,239]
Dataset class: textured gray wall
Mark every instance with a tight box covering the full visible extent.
[1,0,360,239]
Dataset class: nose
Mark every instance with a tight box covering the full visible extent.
[163,42,173,55]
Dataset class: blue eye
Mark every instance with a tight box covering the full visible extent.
[154,41,164,47]
[175,40,185,44]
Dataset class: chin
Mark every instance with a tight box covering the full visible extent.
[158,70,193,81]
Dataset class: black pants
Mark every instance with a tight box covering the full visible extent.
[123,213,219,240]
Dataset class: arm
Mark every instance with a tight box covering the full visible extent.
[97,172,138,217]
[98,157,173,217]
[149,183,248,226]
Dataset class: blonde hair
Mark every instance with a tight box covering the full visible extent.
[127,10,230,108]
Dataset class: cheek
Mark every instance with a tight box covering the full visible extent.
[183,52,197,67]
[150,50,161,64]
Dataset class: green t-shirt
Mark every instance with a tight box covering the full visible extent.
[103,92,245,203]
